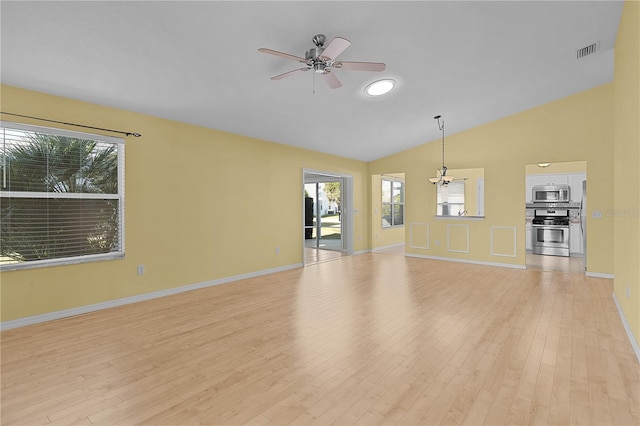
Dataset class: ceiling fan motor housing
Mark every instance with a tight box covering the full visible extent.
[306,47,324,60]
[306,47,329,73]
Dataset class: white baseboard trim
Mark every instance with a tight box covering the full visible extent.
[586,271,615,279]
[405,253,526,270]
[353,249,371,256]
[1,263,303,331]
[372,243,405,252]
[612,292,640,363]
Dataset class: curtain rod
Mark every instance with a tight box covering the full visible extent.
[0,112,142,138]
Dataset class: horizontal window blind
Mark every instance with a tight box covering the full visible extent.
[1,121,124,270]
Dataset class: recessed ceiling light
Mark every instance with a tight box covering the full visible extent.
[364,79,396,96]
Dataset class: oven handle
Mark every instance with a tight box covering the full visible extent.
[531,224,569,229]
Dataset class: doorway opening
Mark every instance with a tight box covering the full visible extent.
[525,161,587,274]
[303,170,353,265]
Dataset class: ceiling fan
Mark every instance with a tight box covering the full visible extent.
[258,34,386,89]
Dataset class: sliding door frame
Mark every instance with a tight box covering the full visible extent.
[302,169,354,265]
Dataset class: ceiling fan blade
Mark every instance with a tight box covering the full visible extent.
[321,70,342,89]
[319,37,351,61]
[258,48,308,64]
[334,61,386,72]
[271,68,309,80]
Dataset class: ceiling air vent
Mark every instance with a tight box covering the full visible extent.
[577,42,600,59]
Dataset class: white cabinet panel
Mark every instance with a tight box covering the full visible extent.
[526,176,534,202]
[570,222,583,254]
[529,174,568,186]
[548,174,569,185]
[569,173,586,202]
[532,175,550,186]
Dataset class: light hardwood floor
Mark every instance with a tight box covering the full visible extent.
[526,253,586,275]
[304,247,344,265]
[2,254,639,425]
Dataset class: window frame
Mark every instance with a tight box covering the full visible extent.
[0,121,125,271]
[381,178,405,228]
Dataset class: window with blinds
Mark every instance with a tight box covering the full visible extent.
[0,121,125,270]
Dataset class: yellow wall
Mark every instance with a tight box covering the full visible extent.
[371,173,405,249]
[0,85,370,322]
[370,83,614,272]
[613,0,640,345]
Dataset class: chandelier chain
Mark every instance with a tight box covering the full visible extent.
[436,116,445,170]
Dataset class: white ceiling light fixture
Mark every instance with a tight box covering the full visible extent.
[364,79,396,96]
[429,115,455,185]
[537,162,551,168]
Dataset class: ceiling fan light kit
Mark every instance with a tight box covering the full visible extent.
[258,34,386,91]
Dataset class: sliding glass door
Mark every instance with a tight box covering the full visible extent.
[303,179,342,251]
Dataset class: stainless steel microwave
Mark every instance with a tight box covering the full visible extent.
[532,185,571,203]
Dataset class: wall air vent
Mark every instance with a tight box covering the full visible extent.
[576,42,600,59]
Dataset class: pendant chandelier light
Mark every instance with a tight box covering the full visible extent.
[429,115,455,184]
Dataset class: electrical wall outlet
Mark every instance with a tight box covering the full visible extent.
[137,264,145,276]
[627,286,631,298]
[275,247,280,254]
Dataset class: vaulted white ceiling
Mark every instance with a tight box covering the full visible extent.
[0,1,623,162]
